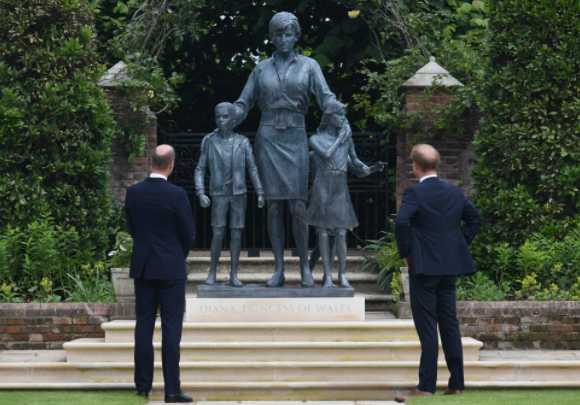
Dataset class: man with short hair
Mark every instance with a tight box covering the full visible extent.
[394,144,481,402]
[125,144,195,403]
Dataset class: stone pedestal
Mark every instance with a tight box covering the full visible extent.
[185,297,365,322]
[197,284,355,298]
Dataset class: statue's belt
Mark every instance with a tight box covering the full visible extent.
[261,110,305,129]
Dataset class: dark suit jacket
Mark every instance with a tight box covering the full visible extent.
[194,132,263,197]
[124,177,195,280]
[395,177,481,276]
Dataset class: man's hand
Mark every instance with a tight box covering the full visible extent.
[198,194,211,208]
[257,194,265,208]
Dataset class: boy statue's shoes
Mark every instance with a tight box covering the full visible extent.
[165,391,193,403]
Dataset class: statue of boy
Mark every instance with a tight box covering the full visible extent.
[195,102,265,287]
[306,100,384,288]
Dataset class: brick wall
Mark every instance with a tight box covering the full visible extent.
[0,303,134,350]
[396,88,477,207]
[104,89,157,207]
[458,301,580,350]
[395,300,580,350]
[1,301,579,350]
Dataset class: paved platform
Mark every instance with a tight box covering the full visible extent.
[4,349,580,364]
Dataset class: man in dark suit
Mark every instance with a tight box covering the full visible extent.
[394,144,480,402]
[124,145,195,403]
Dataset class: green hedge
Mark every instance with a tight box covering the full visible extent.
[0,1,118,300]
[471,0,579,294]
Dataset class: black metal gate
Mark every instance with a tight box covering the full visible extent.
[161,130,394,250]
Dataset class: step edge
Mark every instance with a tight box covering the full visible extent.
[1,381,579,389]
[64,339,482,349]
[101,320,414,329]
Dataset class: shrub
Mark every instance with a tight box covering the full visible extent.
[363,232,404,292]
[108,231,133,268]
[473,0,579,249]
[22,220,61,301]
[457,272,508,301]
[64,261,115,303]
[0,219,113,302]
[0,0,118,259]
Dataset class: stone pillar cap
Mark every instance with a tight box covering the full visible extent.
[402,56,463,88]
[98,61,130,88]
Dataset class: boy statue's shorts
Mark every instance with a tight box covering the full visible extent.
[211,194,247,229]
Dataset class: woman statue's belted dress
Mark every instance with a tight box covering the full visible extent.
[234,52,337,201]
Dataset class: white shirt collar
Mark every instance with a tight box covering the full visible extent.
[419,174,438,183]
[149,172,168,181]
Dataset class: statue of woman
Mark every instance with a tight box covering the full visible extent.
[234,12,338,287]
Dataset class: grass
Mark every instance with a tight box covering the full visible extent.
[0,391,147,405]
[409,389,580,405]
[0,389,578,404]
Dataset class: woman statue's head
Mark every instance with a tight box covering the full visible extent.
[269,12,301,54]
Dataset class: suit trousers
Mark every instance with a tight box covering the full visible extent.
[133,278,186,395]
[409,273,464,393]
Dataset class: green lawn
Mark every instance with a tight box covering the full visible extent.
[0,391,147,405]
[0,389,579,404]
[409,389,580,405]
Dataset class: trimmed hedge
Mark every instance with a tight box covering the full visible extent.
[0,0,117,259]
[472,0,579,291]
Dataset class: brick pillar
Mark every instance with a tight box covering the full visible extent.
[396,57,476,208]
[99,62,157,207]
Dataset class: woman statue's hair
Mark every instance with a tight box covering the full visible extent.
[269,11,301,38]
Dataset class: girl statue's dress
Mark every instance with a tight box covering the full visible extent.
[306,132,359,230]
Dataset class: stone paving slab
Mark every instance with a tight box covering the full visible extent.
[480,350,580,361]
[148,402,401,405]
[0,350,66,363]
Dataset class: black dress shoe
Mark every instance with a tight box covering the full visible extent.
[394,388,433,403]
[135,390,149,398]
[164,392,193,403]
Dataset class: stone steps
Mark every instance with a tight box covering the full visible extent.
[185,266,393,312]
[186,256,367,274]
[101,320,415,343]
[62,338,483,363]
[3,316,580,400]
[115,254,394,311]
[1,360,579,387]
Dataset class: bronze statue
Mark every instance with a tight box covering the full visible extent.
[195,102,264,287]
[307,101,384,288]
[233,11,339,287]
